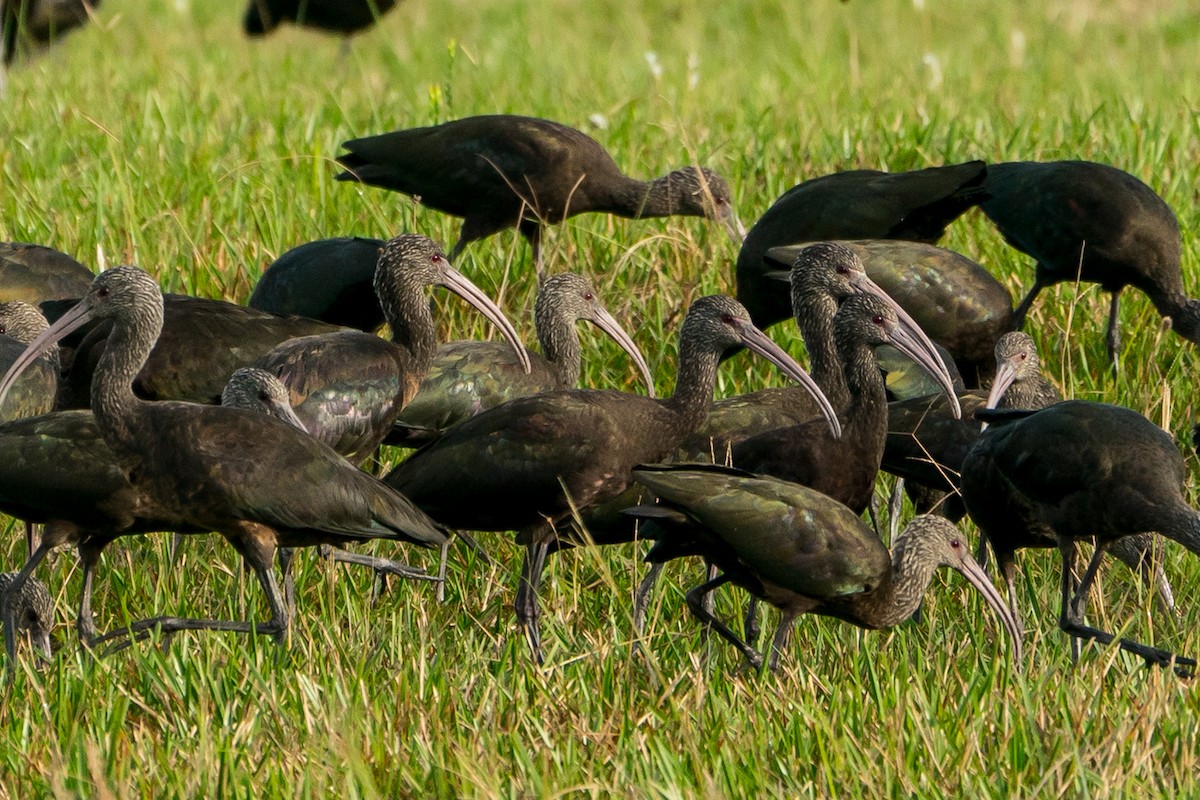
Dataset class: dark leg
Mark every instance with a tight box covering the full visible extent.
[169,532,184,564]
[1105,289,1122,367]
[743,597,761,645]
[24,521,38,560]
[1011,275,1046,330]
[514,541,550,664]
[1069,540,1109,624]
[4,540,53,668]
[277,547,297,619]
[1058,538,1083,664]
[684,574,762,671]
[997,553,1025,639]
[632,561,664,636]
[765,611,799,672]
[76,539,110,648]
[1056,537,1194,677]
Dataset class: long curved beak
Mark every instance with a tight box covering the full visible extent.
[857,273,961,419]
[985,359,1020,410]
[882,322,961,418]
[589,308,656,398]
[733,321,842,439]
[955,549,1024,663]
[718,203,746,245]
[437,264,532,375]
[0,298,93,411]
[34,630,53,663]
[271,399,310,434]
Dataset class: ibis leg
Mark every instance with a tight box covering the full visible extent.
[743,597,761,645]
[76,539,108,648]
[515,541,550,664]
[632,561,664,636]
[1011,275,1046,330]
[766,611,799,672]
[1056,538,1194,677]
[1105,289,1122,367]
[685,574,762,671]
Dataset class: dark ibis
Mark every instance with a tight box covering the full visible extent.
[979,160,1200,363]
[244,0,399,38]
[735,162,988,329]
[251,233,529,463]
[0,300,57,421]
[680,241,958,462]
[335,115,743,272]
[2,0,97,65]
[58,291,349,408]
[626,465,1021,671]
[0,242,93,303]
[384,294,840,662]
[0,572,52,661]
[0,266,448,653]
[961,400,1200,675]
[765,240,1014,385]
[247,236,387,331]
[391,271,654,447]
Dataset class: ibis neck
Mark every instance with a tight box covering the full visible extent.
[91,303,162,462]
[609,173,687,219]
[840,339,888,446]
[852,532,938,628]
[536,309,582,389]
[796,291,849,411]
[663,338,721,433]
[377,271,438,376]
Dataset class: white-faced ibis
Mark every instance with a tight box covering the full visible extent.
[2,0,97,65]
[336,115,743,272]
[244,0,399,38]
[0,266,449,652]
[247,236,387,331]
[680,242,959,462]
[735,162,988,330]
[385,294,839,662]
[252,234,529,463]
[391,272,654,447]
[0,242,93,303]
[58,291,349,408]
[980,160,1200,363]
[626,464,1021,671]
[0,572,52,661]
[764,240,1014,386]
[961,400,1200,675]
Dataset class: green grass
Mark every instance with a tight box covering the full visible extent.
[2,0,1200,795]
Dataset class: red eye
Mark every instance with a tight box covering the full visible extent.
[721,314,736,325]
[1018,353,1028,361]
[950,539,962,549]
[871,314,885,326]
[584,292,594,301]
[836,265,849,275]
[431,254,443,263]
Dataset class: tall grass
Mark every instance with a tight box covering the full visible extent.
[1,0,1199,796]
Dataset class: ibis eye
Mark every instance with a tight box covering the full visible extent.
[871,314,885,326]
[721,314,736,325]
[1018,353,1028,361]
[259,392,271,402]
[97,287,110,298]
[0,326,6,335]
[431,253,443,263]
[836,265,849,275]
[950,539,962,549]
[584,292,594,301]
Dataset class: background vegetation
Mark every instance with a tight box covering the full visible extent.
[1,0,1199,796]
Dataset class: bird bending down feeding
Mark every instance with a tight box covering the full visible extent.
[0,572,53,663]
[385,294,840,663]
[734,161,988,329]
[626,464,1021,671]
[0,266,448,652]
[253,233,530,464]
[243,0,400,39]
[961,400,1200,675]
[979,160,1200,364]
[392,271,655,447]
[336,115,743,273]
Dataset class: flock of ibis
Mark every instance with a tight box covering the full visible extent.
[1,104,1200,678]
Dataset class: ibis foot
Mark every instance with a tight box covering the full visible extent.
[686,574,764,670]
[515,542,550,665]
[1061,621,1196,678]
[90,615,288,657]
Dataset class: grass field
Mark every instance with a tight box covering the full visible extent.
[2,0,1200,796]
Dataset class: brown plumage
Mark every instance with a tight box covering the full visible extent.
[0,267,447,653]
[736,162,988,329]
[336,115,742,271]
[385,294,840,663]
[962,400,1200,675]
[980,160,1200,363]
[628,465,1021,671]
